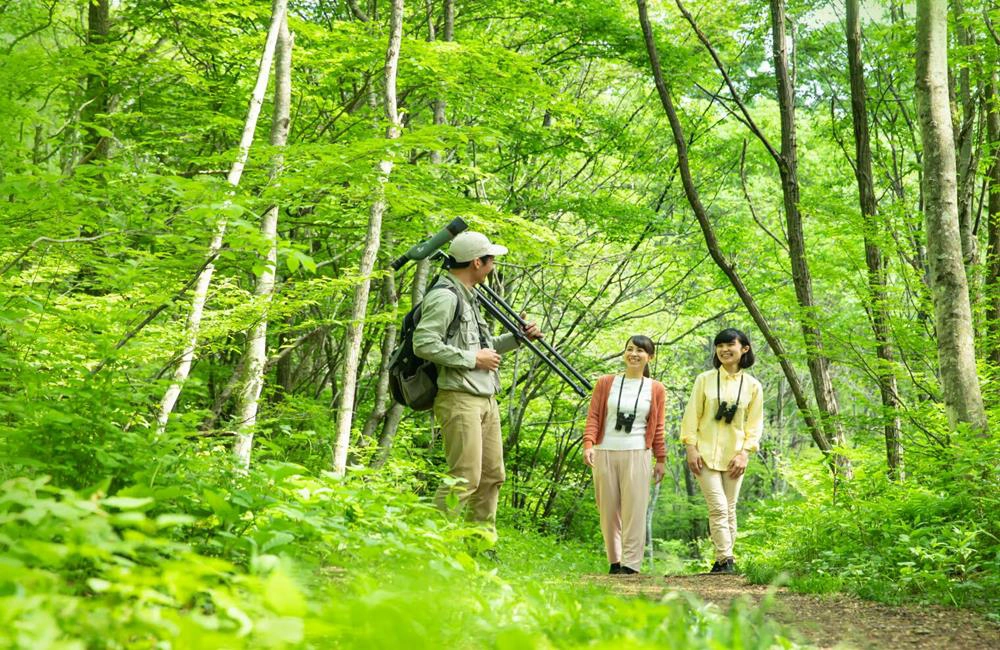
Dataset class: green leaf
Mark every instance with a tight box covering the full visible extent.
[102,496,154,510]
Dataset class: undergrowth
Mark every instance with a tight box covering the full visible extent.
[0,446,797,649]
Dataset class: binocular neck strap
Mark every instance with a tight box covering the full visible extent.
[716,369,744,407]
[616,375,644,416]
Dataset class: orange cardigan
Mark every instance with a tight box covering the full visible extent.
[582,374,667,462]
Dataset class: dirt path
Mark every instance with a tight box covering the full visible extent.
[587,573,1000,649]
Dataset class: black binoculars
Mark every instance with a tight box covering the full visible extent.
[615,411,636,433]
[715,401,739,424]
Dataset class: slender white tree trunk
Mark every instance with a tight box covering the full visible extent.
[332,0,405,477]
[233,18,293,468]
[914,0,987,430]
[155,0,287,435]
[370,0,454,465]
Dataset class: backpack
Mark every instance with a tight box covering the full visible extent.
[388,282,465,410]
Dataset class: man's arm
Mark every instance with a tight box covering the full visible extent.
[412,289,476,369]
[494,332,519,354]
[495,315,542,354]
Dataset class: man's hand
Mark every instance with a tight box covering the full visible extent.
[475,348,502,371]
[519,312,544,341]
[583,447,596,467]
[727,450,749,479]
[685,444,703,476]
[653,461,666,484]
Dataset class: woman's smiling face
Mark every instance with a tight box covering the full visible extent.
[715,339,748,368]
[623,341,651,371]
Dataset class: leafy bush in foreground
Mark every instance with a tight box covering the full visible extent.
[740,431,1000,617]
[0,460,795,649]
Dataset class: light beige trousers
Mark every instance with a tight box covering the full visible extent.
[433,390,505,526]
[696,468,745,561]
[592,449,652,571]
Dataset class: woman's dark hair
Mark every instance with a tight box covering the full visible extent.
[625,335,655,378]
[712,328,755,369]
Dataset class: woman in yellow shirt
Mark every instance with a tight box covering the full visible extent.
[680,328,763,574]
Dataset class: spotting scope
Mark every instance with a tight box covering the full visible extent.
[390,217,468,270]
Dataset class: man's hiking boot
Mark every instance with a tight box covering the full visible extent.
[618,565,638,575]
[609,563,622,574]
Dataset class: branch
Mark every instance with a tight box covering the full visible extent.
[985,9,1000,47]
[88,250,222,376]
[3,0,56,56]
[0,233,118,277]
[674,0,782,165]
[738,138,787,251]
[347,0,369,22]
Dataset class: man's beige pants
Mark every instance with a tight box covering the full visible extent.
[433,390,504,526]
[696,468,745,561]
[592,449,651,571]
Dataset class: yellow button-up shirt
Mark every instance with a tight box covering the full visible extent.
[680,368,763,471]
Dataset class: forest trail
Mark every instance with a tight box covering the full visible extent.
[588,573,1000,649]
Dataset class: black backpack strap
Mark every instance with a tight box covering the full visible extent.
[426,282,465,345]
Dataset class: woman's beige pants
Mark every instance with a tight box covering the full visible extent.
[696,468,745,561]
[592,449,651,572]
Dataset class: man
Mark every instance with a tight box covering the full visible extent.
[413,231,542,528]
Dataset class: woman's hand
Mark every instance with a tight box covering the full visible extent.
[653,461,666,484]
[685,445,703,475]
[583,447,596,467]
[727,450,749,479]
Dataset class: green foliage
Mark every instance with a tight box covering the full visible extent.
[0,461,796,649]
[740,431,1000,616]
[2,0,999,644]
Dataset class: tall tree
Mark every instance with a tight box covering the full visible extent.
[364,0,454,460]
[987,70,1000,364]
[332,0,405,477]
[636,0,837,464]
[155,0,288,434]
[952,0,978,278]
[914,0,987,430]
[846,0,902,476]
[767,0,846,452]
[79,0,111,166]
[673,0,847,455]
[233,16,293,469]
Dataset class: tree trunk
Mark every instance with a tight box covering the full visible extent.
[357,276,398,447]
[232,18,293,468]
[80,0,111,165]
[430,0,454,165]
[914,0,987,431]
[332,0,405,477]
[368,0,451,469]
[370,255,432,468]
[952,0,978,277]
[155,0,287,434]
[636,0,839,464]
[987,74,1000,365]
[769,0,847,458]
[846,0,903,478]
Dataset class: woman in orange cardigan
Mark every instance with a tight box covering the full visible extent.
[582,335,667,575]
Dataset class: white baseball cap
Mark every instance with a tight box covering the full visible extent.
[447,231,508,263]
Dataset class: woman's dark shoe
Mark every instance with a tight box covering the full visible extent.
[609,563,622,574]
[711,558,736,574]
[619,565,639,575]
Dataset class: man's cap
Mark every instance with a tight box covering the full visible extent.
[447,231,508,263]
